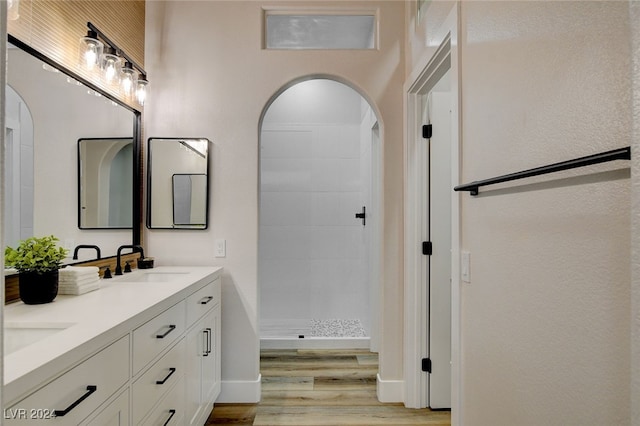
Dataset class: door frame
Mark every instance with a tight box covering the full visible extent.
[257,75,384,350]
[403,4,461,421]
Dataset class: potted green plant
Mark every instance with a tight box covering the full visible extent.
[5,235,69,304]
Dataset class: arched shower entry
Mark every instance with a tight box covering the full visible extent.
[258,77,382,350]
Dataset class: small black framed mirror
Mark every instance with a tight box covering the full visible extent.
[78,138,134,229]
[147,138,210,229]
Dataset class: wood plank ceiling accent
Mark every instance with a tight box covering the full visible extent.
[8,0,145,110]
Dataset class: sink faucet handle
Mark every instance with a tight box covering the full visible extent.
[124,261,132,273]
[101,266,112,279]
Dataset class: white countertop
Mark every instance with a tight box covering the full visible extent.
[3,266,222,404]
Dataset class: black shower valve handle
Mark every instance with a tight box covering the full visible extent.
[355,206,366,226]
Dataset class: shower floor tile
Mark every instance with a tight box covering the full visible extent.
[261,319,367,338]
[310,319,366,337]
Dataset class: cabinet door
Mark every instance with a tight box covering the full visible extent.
[5,336,129,425]
[185,316,207,426]
[81,389,129,426]
[140,376,185,426]
[202,306,221,403]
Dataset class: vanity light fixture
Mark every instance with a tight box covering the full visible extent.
[78,29,104,71]
[101,46,121,84]
[136,74,149,106]
[79,22,150,105]
[7,0,19,20]
[120,61,137,96]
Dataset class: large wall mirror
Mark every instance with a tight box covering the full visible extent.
[5,36,141,262]
[147,138,210,229]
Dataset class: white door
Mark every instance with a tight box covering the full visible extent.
[423,78,452,409]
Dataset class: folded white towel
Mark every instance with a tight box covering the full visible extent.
[59,276,100,286]
[58,282,100,295]
[60,266,100,278]
[59,280,100,289]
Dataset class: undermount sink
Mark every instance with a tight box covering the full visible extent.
[4,322,75,355]
[117,271,190,283]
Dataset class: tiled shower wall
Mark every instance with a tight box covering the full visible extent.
[259,80,372,336]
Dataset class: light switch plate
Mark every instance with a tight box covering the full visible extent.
[461,251,470,283]
[215,239,226,258]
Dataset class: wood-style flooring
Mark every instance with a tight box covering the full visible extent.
[206,349,451,426]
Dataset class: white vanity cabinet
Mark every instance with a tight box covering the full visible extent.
[4,267,223,426]
[4,335,130,425]
[185,280,222,426]
[80,389,130,426]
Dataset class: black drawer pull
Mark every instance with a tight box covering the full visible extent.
[199,296,214,305]
[54,385,97,417]
[163,409,176,426]
[206,327,212,355]
[156,367,176,385]
[203,329,210,356]
[156,324,176,339]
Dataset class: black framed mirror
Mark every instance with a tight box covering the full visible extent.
[78,138,134,229]
[147,138,210,229]
[5,35,141,261]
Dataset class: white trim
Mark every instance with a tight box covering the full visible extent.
[403,4,461,421]
[260,337,370,350]
[376,373,404,403]
[217,375,262,403]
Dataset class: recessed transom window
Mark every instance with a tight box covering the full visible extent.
[264,11,377,50]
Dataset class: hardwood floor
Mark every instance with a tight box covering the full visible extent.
[207,349,451,426]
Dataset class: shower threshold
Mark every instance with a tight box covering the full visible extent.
[260,319,370,350]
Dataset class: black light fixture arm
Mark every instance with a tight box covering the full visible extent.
[87,22,147,77]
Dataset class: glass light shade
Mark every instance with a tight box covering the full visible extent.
[7,0,20,20]
[101,48,121,84]
[136,76,149,106]
[120,62,137,96]
[79,31,103,71]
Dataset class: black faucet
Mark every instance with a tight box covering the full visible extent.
[115,245,144,275]
[73,244,101,260]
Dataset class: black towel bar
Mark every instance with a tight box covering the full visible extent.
[454,146,631,196]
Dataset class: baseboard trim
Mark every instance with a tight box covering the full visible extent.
[376,373,404,403]
[217,374,262,403]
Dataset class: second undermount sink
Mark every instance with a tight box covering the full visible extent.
[4,322,75,355]
[117,271,190,283]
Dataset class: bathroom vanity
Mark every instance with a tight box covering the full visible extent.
[3,266,222,425]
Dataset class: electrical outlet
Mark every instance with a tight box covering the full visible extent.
[215,239,226,258]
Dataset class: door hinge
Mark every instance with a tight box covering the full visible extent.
[422,358,432,373]
[422,124,433,139]
[422,241,432,256]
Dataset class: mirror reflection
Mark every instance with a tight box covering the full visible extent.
[147,138,210,229]
[78,138,133,229]
[5,43,137,261]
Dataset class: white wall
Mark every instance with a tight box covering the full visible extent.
[144,0,406,402]
[260,79,372,332]
[408,1,632,424]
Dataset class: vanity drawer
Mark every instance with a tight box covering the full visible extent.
[133,300,186,375]
[186,278,221,326]
[141,375,185,426]
[6,335,129,425]
[132,337,186,424]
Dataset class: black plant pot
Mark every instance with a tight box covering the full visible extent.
[19,270,59,305]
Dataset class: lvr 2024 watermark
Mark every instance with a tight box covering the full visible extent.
[4,408,54,420]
